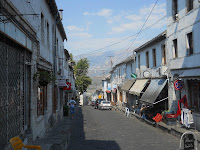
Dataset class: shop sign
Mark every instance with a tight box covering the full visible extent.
[113,84,117,89]
[58,77,67,87]
[63,82,71,90]
[179,132,197,150]
[174,79,184,90]
[108,83,111,91]
[131,73,137,78]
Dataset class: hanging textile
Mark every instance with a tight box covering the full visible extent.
[176,95,188,116]
[181,108,194,128]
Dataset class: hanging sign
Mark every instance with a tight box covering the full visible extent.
[58,77,67,87]
[63,82,71,90]
[131,73,137,78]
[174,79,184,90]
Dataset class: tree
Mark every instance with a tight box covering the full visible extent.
[74,58,92,94]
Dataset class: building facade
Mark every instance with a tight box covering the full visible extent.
[0,0,71,149]
[167,0,200,130]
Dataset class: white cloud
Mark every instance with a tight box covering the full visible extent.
[107,15,121,24]
[69,32,92,38]
[83,8,112,17]
[66,25,84,31]
[125,15,142,21]
[109,3,166,34]
[97,9,112,17]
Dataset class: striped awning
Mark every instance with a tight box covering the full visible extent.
[121,79,136,91]
[140,79,167,104]
[129,79,149,96]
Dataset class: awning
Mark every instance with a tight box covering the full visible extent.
[140,79,167,104]
[112,88,117,93]
[106,90,111,93]
[179,68,200,78]
[121,79,136,91]
[129,79,149,96]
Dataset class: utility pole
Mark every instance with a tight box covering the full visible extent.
[107,56,113,70]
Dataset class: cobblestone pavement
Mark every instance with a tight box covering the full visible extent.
[68,106,180,150]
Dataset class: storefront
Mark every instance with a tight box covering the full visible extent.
[121,79,136,109]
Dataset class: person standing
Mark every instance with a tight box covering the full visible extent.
[69,97,76,119]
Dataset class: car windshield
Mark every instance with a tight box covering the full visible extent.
[102,101,110,104]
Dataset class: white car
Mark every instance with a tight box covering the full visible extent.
[99,101,112,110]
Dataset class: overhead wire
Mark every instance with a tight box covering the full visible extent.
[111,0,160,65]
[75,14,166,61]
[88,14,166,72]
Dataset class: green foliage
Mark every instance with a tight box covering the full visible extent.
[74,58,92,94]
[33,71,56,83]
[70,53,76,64]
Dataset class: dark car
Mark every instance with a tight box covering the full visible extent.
[91,100,95,106]
[94,99,104,109]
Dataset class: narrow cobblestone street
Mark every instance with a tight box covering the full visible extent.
[69,106,180,150]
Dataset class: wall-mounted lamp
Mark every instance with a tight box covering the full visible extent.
[59,9,63,20]
[133,51,137,58]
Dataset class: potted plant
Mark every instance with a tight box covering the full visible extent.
[63,104,68,116]
[34,71,55,86]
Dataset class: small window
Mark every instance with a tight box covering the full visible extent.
[146,51,149,68]
[172,0,178,21]
[130,64,133,73]
[186,32,193,55]
[41,13,44,43]
[173,39,178,58]
[162,44,166,65]
[152,48,156,67]
[138,55,140,69]
[47,22,49,48]
[186,0,193,12]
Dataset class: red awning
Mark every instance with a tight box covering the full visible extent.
[106,90,111,93]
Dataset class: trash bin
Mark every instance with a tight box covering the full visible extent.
[165,114,177,126]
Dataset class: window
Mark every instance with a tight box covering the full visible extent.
[138,54,140,69]
[186,0,193,12]
[57,38,59,55]
[41,13,44,43]
[146,51,149,68]
[188,80,200,111]
[173,39,178,58]
[47,22,49,48]
[37,86,47,117]
[186,32,193,55]
[172,0,178,20]
[130,64,133,73]
[152,48,156,67]
[162,44,166,65]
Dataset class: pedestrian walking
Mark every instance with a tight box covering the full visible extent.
[69,97,76,119]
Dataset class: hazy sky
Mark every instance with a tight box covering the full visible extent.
[55,0,166,61]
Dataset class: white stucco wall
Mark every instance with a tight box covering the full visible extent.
[8,0,67,140]
[135,39,166,79]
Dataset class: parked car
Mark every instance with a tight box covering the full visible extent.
[91,100,95,106]
[94,99,104,109]
[99,101,112,110]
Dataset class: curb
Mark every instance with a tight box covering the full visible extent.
[113,106,200,143]
[33,117,72,150]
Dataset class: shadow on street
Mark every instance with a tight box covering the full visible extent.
[68,107,120,150]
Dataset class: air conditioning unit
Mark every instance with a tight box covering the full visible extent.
[159,66,168,76]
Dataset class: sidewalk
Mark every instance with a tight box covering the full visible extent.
[33,117,72,150]
[113,106,200,143]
